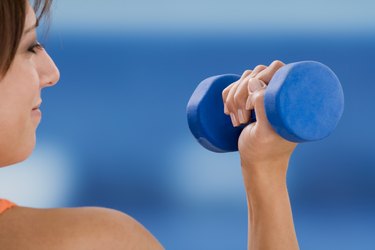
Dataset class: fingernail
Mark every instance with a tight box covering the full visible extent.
[230,113,238,126]
[249,79,266,93]
[238,109,245,123]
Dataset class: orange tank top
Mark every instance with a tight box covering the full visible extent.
[0,199,16,214]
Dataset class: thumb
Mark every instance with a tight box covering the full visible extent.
[252,88,269,126]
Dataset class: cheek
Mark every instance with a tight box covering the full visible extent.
[18,60,40,102]
[0,57,40,166]
[4,68,39,123]
[5,56,40,100]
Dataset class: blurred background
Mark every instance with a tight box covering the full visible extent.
[1,0,375,249]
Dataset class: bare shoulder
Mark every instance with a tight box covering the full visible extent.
[0,206,163,250]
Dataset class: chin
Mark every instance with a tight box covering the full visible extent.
[0,134,36,167]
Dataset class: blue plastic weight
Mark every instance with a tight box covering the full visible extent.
[187,61,344,152]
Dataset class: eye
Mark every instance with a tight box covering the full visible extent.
[28,42,44,54]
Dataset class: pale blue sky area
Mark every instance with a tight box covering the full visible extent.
[51,0,375,34]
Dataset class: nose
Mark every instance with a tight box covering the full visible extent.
[38,49,60,89]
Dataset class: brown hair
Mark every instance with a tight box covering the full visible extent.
[0,0,52,77]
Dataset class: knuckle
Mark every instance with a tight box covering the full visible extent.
[242,69,252,77]
[254,64,267,71]
[222,83,234,100]
[271,60,285,68]
[222,89,228,100]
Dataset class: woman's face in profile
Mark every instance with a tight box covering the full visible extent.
[0,2,60,167]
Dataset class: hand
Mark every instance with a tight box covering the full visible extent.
[222,60,297,173]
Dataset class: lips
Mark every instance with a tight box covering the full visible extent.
[32,100,42,110]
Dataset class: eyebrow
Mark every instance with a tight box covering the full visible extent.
[24,19,39,34]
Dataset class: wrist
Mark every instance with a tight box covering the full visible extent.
[241,157,290,198]
[241,156,290,181]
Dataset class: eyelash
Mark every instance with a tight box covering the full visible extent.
[28,42,44,54]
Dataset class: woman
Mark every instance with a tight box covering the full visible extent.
[0,0,299,249]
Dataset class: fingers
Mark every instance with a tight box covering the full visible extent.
[222,60,285,127]
[222,70,252,115]
[245,78,267,111]
[226,83,241,126]
[245,60,285,118]
[249,65,267,77]
[250,88,268,125]
[232,80,250,124]
[222,82,236,114]
[255,60,285,84]
[224,65,267,127]
[223,70,253,126]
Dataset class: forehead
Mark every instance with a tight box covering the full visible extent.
[25,3,37,28]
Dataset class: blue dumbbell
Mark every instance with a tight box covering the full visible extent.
[187,61,344,152]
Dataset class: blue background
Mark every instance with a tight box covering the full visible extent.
[0,0,375,249]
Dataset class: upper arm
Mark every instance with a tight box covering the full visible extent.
[0,206,163,250]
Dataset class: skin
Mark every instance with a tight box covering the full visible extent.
[223,60,300,250]
[0,3,163,250]
[0,6,59,167]
[0,1,298,249]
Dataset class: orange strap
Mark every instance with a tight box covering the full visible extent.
[0,199,17,214]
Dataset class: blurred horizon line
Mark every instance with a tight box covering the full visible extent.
[41,25,375,40]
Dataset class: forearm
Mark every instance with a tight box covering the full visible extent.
[242,159,299,250]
